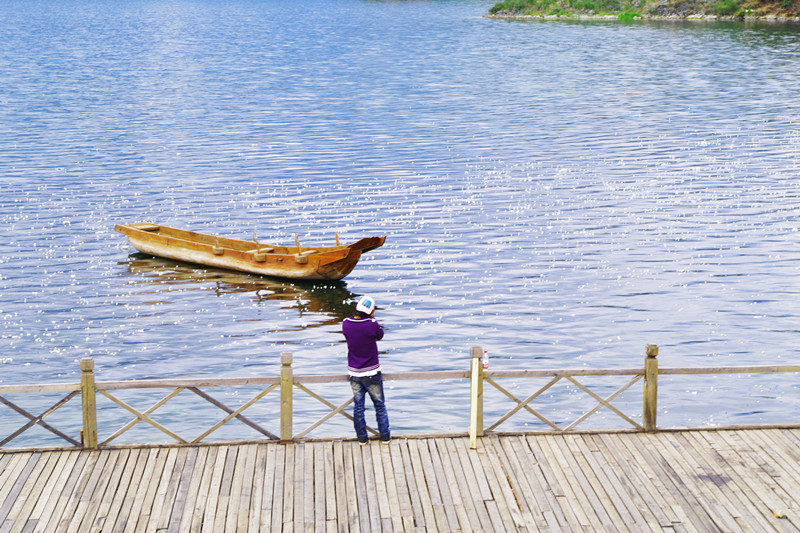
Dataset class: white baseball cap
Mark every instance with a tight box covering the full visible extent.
[356,296,376,315]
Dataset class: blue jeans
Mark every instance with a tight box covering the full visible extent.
[349,373,390,441]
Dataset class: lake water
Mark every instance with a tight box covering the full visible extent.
[2,0,800,446]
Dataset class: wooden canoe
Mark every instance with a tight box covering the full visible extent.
[115,223,385,281]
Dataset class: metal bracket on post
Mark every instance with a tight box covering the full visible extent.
[280,351,293,443]
[80,357,98,449]
[469,346,484,449]
[643,344,659,432]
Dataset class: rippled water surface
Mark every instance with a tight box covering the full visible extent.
[2,0,800,444]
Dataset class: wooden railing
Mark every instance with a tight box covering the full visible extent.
[2,344,799,451]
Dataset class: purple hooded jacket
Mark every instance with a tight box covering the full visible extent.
[342,316,384,375]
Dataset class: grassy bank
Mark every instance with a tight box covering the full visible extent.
[488,0,800,20]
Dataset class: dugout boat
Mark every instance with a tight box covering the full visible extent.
[115,223,385,281]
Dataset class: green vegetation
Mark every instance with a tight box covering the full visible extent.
[489,0,624,16]
[618,10,642,19]
[714,0,740,14]
[488,0,799,18]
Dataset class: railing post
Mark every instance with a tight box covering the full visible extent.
[80,357,98,449]
[643,344,659,432]
[280,351,293,443]
[469,346,484,449]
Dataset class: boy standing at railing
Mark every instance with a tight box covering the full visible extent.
[342,295,390,445]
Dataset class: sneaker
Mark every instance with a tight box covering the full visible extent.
[380,436,390,445]
[358,437,368,446]
[359,440,368,446]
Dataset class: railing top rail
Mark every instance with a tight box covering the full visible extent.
[0,383,80,395]
[5,364,800,395]
[96,376,281,391]
[90,370,469,391]
[659,365,800,375]
[488,368,644,378]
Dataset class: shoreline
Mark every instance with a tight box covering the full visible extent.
[486,12,800,21]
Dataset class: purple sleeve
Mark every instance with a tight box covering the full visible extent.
[375,321,384,340]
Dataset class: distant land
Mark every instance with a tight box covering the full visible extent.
[487,0,800,20]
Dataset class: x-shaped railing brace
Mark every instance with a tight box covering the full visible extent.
[98,385,280,446]
[484,374,644,432]
[291,382,369,440]
[0,392,81,447]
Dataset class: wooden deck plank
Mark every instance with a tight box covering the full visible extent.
[714,430,799,530]
[431,439,473,532]
[85,448,134,532]
[249,444,267,533]
[270,444,286,533]
[656,432,751,528]
[0,453,42,527]
[768,429,800,481]
[388,440,417,532]
[621,432,714,532]
[397,439,427,531]
[320,442,337,532]
[415,438,452,532]
[177,447,202,531]
[331,442,350,533]
[135,447,174,533]
[3,429,800,532]
[510,434,568,531]
[55,450,107,533]
[226,443,252,533]
[441,438,485,532]
[0,454,32,505]
[118,449,157,533]
[484,436,539,531]
[302,442,315,533]
[281,444,295,532]
[517,435,573,530]
[44,452,94,532]
[199,444,229,532]
[629,433,726,532]
[557,433,626,531]
[536,432,598,530]
[150,447,186,532]
[596,432,698,532]
[184,445,217,533]
[341,443,360,533]
[509,435,569,531]
[24,450,81,531]
[176,446,209,533]
[681,431,779,532]
[312,442,327,533]
[369,443,398,531]
[565,434,648,531]
[749,429,800,498]
[353,444,378,533]
[454,439,503,531]
[108,448,151,533]
[649,432,750,532]
[74,449,129,533]
[213,445,239,532]
[69,450,117,533]
[582,434,664,532]
[294,443,307,532]
[6,452,60,533]
[405,438,439,531]
[527,434,586,530]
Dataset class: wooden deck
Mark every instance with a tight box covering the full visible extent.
[2,428,800,532]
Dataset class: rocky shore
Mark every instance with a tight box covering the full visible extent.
[487,0,800,21]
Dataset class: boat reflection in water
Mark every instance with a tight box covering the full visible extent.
[122,253,358,324]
